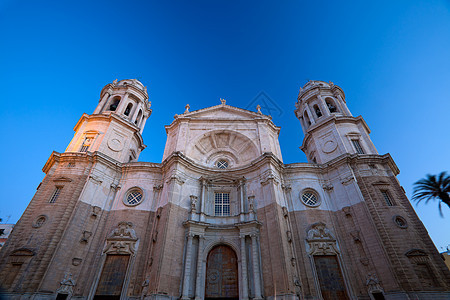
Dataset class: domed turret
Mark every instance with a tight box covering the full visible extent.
[295,80,377,164]
[94,79,151,132]
[65,79,152,163]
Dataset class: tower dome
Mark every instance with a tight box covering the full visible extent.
[295,80,351,132]
[295,80,377,164]
[94,79,151,131]
[65,79,152,163]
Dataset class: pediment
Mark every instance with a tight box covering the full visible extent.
[372,181,389,186]
[201,175,244,185]
[183,104,261,120]
[10,248,35,256]
[405,249,428,257]
[53,177,73,183]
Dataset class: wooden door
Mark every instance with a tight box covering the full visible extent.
[94,254,130,300]
[314,255,349,300]
[205,245,239,300]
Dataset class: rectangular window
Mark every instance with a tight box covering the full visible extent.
[80,137,93,153]
[381,190,393,206]
[49,187,62,203]
[351,139,365,154]
[214,192,230,216]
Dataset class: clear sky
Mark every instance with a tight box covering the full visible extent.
[0,1,449,250]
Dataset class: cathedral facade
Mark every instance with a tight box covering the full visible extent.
[0,79,449,300]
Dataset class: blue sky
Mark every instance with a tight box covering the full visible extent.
[0,0,449,250]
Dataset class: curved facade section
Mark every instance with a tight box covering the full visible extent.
[0,80,448,300]
[185,129,260,168]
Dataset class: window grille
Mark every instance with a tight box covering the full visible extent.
[217,160,228,169]
[49,187,62,203]
[301,192,319,206]
[351,139,365,154]
[126,190,143,205]
[80,137,93,153]
[215,192,230,216]
[381,190,393,206]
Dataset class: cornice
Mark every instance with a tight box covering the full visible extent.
[300,115,370,150]
[164,104,279,133]
[72,113,146,151]
[42,151,61,174]
[122,162,163,173]
[100,82,149,101]
[297,82,345,101]
[43,150,126,175]
[161,151,285,177]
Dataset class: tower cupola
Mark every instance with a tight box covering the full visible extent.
[94,79,151,132]
[65,79,151,163]
[295,80,377,164]
[295,80,351,132]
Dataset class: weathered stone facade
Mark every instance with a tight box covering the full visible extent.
[0,79,448,300]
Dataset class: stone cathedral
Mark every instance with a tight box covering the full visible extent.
[0,79,449,300]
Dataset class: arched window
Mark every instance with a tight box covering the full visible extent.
[108,97,121,111]
[124,103,133,116]
[313,104,322,118]
[135,110,143,126]
[325,98,338,113]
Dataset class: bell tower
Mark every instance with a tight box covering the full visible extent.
[65,79,152,163]
[295,80,377,164]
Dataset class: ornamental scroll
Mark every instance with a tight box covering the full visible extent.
[306,222,339,255]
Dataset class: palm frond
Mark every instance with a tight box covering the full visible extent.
[412,171,450,216]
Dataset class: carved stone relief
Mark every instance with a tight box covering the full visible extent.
[306,222,339,255]
[103,222,138,255]
[56,273,76,295]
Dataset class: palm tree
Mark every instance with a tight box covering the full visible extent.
[412,171,450,216]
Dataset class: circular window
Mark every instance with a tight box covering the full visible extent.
[216,160,229,169]
[301,190,320,207]
[124,188,144,206]
[33,215,47,228]
[393,215,408,229]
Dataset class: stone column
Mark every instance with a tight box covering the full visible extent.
[240,235,249,300]
[304,103,316,125]
[335,93,352,116]
[200,179,207,222]
[317,95,330,117]
[239,179,245,222]
[181,233,194,300]
[116,92,129,115]
[195,235,204,300]
[139,115,148,133]
[131,102,143,123]
[94,92,110,114]
[251,234,262,299]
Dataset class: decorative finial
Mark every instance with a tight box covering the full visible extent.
[185,104,190,113]
[144,86,147,93]
[113,79,118,85]
[148,101,152,109]
[220,98,226,105]
[329,81,334,86]
[256,104,262,114]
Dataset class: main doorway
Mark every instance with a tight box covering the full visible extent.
[205,245,239,300]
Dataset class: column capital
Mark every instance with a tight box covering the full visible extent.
[281,184,292,191]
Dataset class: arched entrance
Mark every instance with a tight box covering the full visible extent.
[205,245,239,300]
